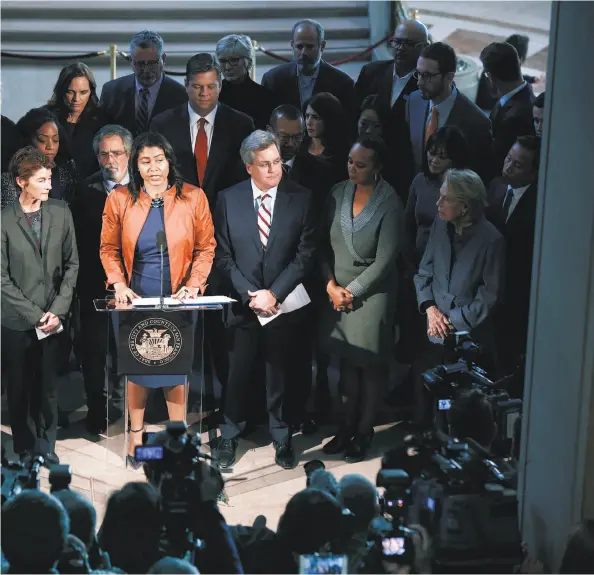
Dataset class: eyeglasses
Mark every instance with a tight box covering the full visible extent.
[413,70,443,82]
[277,132,304,143]
[98,150,127,159]
[133,60,160,69]
[254,159,282,170]
[219,57,242,67]
[390,38,425,49]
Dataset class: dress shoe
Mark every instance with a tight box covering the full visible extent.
[214,438,239,470]
[273,441,296,469]
[44,452,60,467]
[322,431,353,455]
[300,416,318,435]
[344,431,374,463]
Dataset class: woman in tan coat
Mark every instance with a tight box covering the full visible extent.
[100,131,215,467]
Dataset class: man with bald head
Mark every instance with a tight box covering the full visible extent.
[353,18,429,199]
[262,19,355,112]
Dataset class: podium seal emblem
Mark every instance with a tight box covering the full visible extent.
[129,317,182,366]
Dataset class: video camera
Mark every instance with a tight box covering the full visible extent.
[422,332,522,457]
[134,421,220,562]
[1,446,73,505]
[380,429,522,572]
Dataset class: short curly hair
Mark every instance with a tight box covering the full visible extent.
[8,146,54,182]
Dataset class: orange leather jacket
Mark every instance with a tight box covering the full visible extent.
[100,183,215,294]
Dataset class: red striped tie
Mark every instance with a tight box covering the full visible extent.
[258,193,271,248]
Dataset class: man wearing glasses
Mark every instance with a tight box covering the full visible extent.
[353,19,429,200]
[405,42,493,182]
[100,30,187,137]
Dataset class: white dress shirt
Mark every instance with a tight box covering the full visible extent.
[499,81,528,107]
[251,179,278,220]
[188,104,218,156]
[505,183,530,221]
[391,68,414,107]
[135,76,163,120]
[105,172,130,193]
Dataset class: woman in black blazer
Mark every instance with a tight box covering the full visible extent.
[45,62,111,178]
[1,147,79,464]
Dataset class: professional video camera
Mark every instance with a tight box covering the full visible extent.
[380,429,522,572]
[134,421,221,562]
[422,332,522,457]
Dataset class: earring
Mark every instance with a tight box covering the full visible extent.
[374,172,380,183]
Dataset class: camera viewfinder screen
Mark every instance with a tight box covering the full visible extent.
[382,537,406,556]
[438,399,452,410]
[298,554,347,574]
[134,445,164,461]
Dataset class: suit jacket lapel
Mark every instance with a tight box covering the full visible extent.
[14,202,42,264]
[40,201,53,258]
[265,184,291,252]
[203,104,228,187]
[508,182,537,227]
[239,181,262,254]
[122,75,137,129]
[151,77,170,121]
[178,104,195,176]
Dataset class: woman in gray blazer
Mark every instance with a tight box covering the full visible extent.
[1,147,79,464]
[414,169,505,353]
[405,126,469,262]
[320,137,404,463]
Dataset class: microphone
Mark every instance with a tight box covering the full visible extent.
[156,231,166,309]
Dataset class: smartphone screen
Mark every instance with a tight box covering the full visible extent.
[382,537,407,557]
[438,399,452,411]
[298,554,347,574]
[134,445,164,461]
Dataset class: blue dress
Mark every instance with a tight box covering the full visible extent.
[128,198,186,388]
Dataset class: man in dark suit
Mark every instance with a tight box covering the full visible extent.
[486,135,540,374]
[212,130,317,470]
[71,124,131,433]
[480,42,535,177]
[406,42,493,182]
[99,30,188,138]
[262,19,354,113]
[150,52,255,208]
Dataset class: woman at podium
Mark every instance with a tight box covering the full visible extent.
[100,132,215,468]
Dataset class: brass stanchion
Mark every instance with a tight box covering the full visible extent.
[251,40,258,81]
[109,44,117,80]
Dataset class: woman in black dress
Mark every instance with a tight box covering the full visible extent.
[1,108,77,209]
[45,62,111,178]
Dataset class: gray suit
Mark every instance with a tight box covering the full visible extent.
[405,89,493,181]
[1,198,79,330]
[414,216,505,345]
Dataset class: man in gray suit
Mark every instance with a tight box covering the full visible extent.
[406,42,493,182]
[1,147,79,464]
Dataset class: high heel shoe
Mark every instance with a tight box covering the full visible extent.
[127,426,145,470]
[344,430,374,463]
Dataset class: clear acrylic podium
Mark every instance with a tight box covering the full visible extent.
[93,297,226,467]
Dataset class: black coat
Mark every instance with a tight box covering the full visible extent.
[150,102,254,208]
[353,60,417,200]
[486,176,537,348]
[99,73,188,137]
[490,84,535,176]
[219,77,278,130]
[1,115,22,173]
[214,178,317,327]
[71,171,110,299]
[261,60,354,113]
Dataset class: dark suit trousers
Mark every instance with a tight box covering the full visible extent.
[79,297,111,418]
[2,326,65,453]
[220,320,295,443]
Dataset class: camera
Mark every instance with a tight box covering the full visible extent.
[1,450,44,505]
[380,430,522,572]
[298,553,348,574]
[422,332,522,457]
[135,421,220,562]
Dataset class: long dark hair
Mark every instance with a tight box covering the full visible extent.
[128,132,185,202]
[15,107,73,165]
[424,125,469,179]
[302,92,351,158]
[47,62,100,121]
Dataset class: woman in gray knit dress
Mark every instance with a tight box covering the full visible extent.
[320,138,404,462]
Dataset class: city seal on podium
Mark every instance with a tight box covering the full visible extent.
[129,317,183,366]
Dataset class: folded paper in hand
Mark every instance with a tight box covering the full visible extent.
[35,321,64,340]
[257,283,310,326]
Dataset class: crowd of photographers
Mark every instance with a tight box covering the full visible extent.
[2,397,594,574]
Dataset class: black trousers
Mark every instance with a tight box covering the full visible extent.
[79,297,111,419]
[220,319,296,443]
[2,325,65,454]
